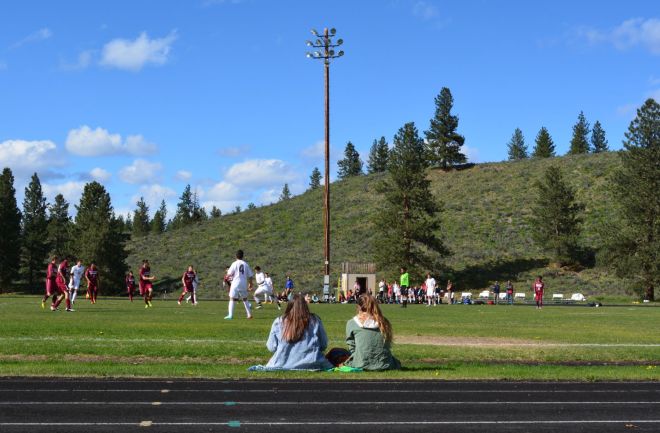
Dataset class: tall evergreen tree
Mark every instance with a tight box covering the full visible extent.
[280,183,291,201]
[246,202,257,210]
[337,141,363,179]
[530,166,583,265]
[532,127,556,158]
[191,191,207,222]
[47,194,72,258]
[568,111,591,154]
[210,206,222,218]
[367,136,389,173]
[591,120,609,153]
[132,197,150,238]
[309,167,322,190]
[604,98,659,301]
[507,128,528,160]
[151,200,167,234]
[373,122,449,281]
[21,173,49,285]
[74,182,127,294]
[171,184,194,229]
[424,87,466,168]
[0,168,22,289]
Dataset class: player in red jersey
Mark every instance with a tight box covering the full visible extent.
[41,256,58,309]
[139,260,156,308]
[85,262,100,304]
[533,276,545,310]
[125,270,136,302]
[178,265,197,306]
[52,258,73,312]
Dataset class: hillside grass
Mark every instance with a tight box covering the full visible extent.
[0,296,658,380]
[127,152,634,298]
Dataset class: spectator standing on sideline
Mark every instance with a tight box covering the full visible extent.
[492,281,501,304]
[446,280,455,304]
[505,280,514,305]
[425,273,436,306]
[533,276,545,310]
[399,267,409,308]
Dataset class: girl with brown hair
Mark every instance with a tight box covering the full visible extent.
[264,294,332,370]
[344,294,400,370]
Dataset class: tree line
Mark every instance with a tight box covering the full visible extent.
[0,176,127,293]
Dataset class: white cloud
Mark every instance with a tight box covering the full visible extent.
[65,125,157,156]
[580,18,660,55]
[225,159,297,188]
[0,139,63,176]
[100,31,177,71]
[412,1,439,21]
[259,188,280,205]
[119,159,162,184]
[42,181,86,205]
[301,140,325,158]
[463,144,480,163]
[175,170,192,181]
[205,181,241,201]
[11,28,52,49]
[90,167,111,182]
[131,184,177,208]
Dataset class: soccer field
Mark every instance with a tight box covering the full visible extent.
[0,297,658,380]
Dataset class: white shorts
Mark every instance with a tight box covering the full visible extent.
[254,286,270,298]
[426,289,434,297]
[69,279,81,290]
[229,283,248,299]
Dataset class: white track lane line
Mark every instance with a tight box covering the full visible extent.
[0,401,658,405]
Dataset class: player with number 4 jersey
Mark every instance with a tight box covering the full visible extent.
[224,250,254,320]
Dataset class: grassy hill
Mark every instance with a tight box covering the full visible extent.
[127,152,633,299]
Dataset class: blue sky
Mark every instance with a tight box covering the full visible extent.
[0,0,658,217]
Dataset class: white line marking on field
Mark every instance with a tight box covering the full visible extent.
[138,420,152,427]
[1,336,658,347]
[0,401,658,405]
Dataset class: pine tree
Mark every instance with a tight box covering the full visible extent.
[47,194,72,258]
[233,205,241,214]
[568,111,591,154]
[132,197,150,237]
[373,122,449,281]
[171,184,194,229]
[605,98,659,301]
[280,183,291,201]
[424,87,466,168]
[309,167,322,190]
[530,166,583,265]
[247,202,257,210]
[337,141,363,179]
[74,182,127,294]
[0,168,22,289]
[591,120,609,153]
[532,127,556,158]
[367,136,389,173]
[151,200,167,234]
[210,206,222,218]
[507,128,528,160]
[21,173,49,285]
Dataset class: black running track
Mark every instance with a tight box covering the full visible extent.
[0,378,658,432]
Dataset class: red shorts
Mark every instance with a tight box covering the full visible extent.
[88,283,98,292]
[55,279,68,294]
[140,282,153,295]
[45,279,57,296]
[184,284,193,293]
[535,292,543,301]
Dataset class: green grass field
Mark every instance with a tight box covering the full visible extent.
[1,296,658,381]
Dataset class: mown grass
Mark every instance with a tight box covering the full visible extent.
[125,152,637,299]
[1,296,658,380]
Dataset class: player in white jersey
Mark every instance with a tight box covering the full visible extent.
[253,266,268,309]
[264,272,280,308]
[68,260,85,305]
[425,273,437,306]
[224,249,254,320]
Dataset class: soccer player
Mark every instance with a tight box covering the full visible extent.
[126,270,136,302]
[264,272,280,309]
[425,273,436,306]
[399,267,409,308]
[139,260,156,308]
[85,262,100,304]
[178,265,197,305]
[69,259,85,305]
[41,256,58,309]
[224,249,254,320]
[533,276,545,309]
[253,266,268,309]
[52,258,72,312]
